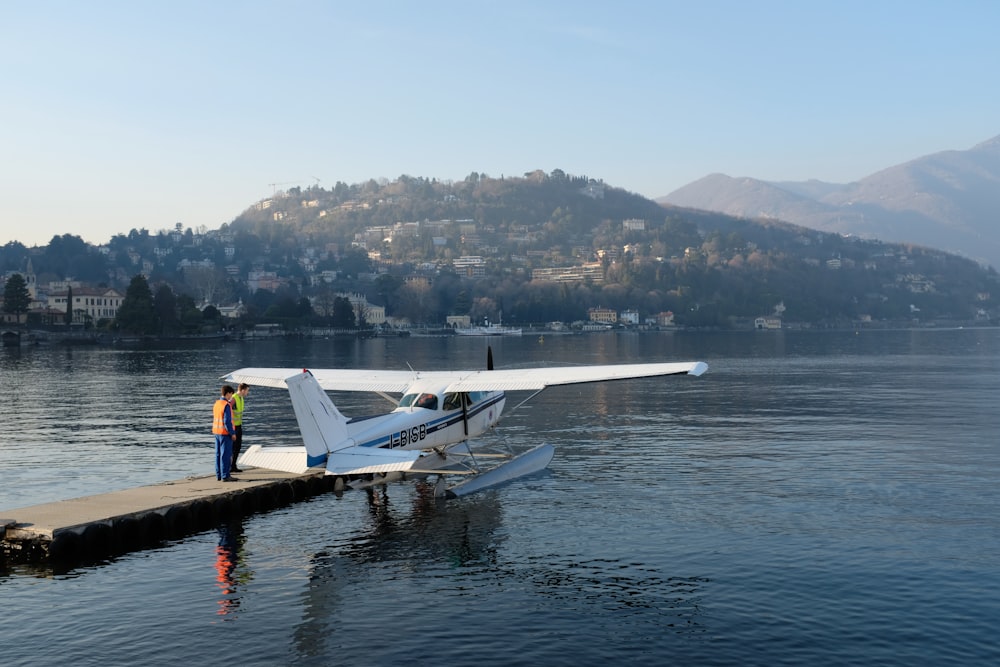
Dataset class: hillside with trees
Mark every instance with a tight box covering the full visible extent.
[2,169,998,330]
[226,170,997,328]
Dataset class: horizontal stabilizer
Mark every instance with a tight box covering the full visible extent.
[325,446,422,476]
[238,445,315,474]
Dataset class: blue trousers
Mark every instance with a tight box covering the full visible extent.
[215,434,233,480]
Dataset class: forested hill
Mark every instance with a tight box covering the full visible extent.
[2,170,998,328]
[231,170,668,245]
[227,170,998,327]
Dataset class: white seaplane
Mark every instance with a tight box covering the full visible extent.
[222,351,706,498]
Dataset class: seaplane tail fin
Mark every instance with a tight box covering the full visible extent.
[285,370,352,467]
[243,371,422,477]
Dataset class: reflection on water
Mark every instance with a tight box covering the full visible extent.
[292,485,506,660]
[347,482,504,566]
[213,520,249,619]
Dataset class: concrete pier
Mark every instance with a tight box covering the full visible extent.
[1,467,333,564]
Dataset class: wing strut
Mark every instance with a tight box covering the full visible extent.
[461,396,469,436]
[510,389,545,413]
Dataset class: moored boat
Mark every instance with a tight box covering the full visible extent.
[456,323,522,336]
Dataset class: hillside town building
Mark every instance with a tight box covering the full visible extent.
[49,287,124,324]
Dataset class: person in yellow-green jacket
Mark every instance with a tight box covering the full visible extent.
[229,383,250,473]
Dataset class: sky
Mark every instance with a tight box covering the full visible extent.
[2,0,998,248]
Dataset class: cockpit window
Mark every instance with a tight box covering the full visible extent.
[399,393,417,407]
[443,392,462,410]
[413,393,438,410]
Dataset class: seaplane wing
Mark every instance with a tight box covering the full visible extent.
[223,356,707,498]
[223,360,707,394]
[222,367,428,393]
[441,360,707,392]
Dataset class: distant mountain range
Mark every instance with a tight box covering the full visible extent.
[658,135,1000,270]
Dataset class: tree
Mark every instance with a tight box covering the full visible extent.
[353,301,369,329]
[337,247,373,278]
[43,234,107,282]
[265,296,303,320]
[154,284,179,334]
[202,304,221,323]
[176,293,203,329]
[3,273,31,320]
[64,285,73,326]
[470,296,498,323]
[183,265,226,305]
[374,274,403,316]
[249,288,276,315]
[451,289,472,315]
[312,287,338,322]
[397,280,435,324]
[295,297,313,320]
[331,296,356,328]
[115,274,159,335]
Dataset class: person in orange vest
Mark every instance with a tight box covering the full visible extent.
[213,385,238,482]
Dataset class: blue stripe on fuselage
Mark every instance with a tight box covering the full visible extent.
[355,392,505,449]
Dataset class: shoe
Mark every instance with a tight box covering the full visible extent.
[231,467,243,473]
[222,477,239,482]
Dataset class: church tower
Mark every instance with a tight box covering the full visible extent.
[23,258,37,299]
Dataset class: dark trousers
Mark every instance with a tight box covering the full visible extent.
[232,425,243,467]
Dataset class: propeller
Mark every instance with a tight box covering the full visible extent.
[487,345,494,371]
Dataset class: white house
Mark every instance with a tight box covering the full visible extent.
[48,287,124,324]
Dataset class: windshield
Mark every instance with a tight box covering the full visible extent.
[400,392,438,410]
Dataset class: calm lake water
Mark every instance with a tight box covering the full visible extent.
[1,329,999,666]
